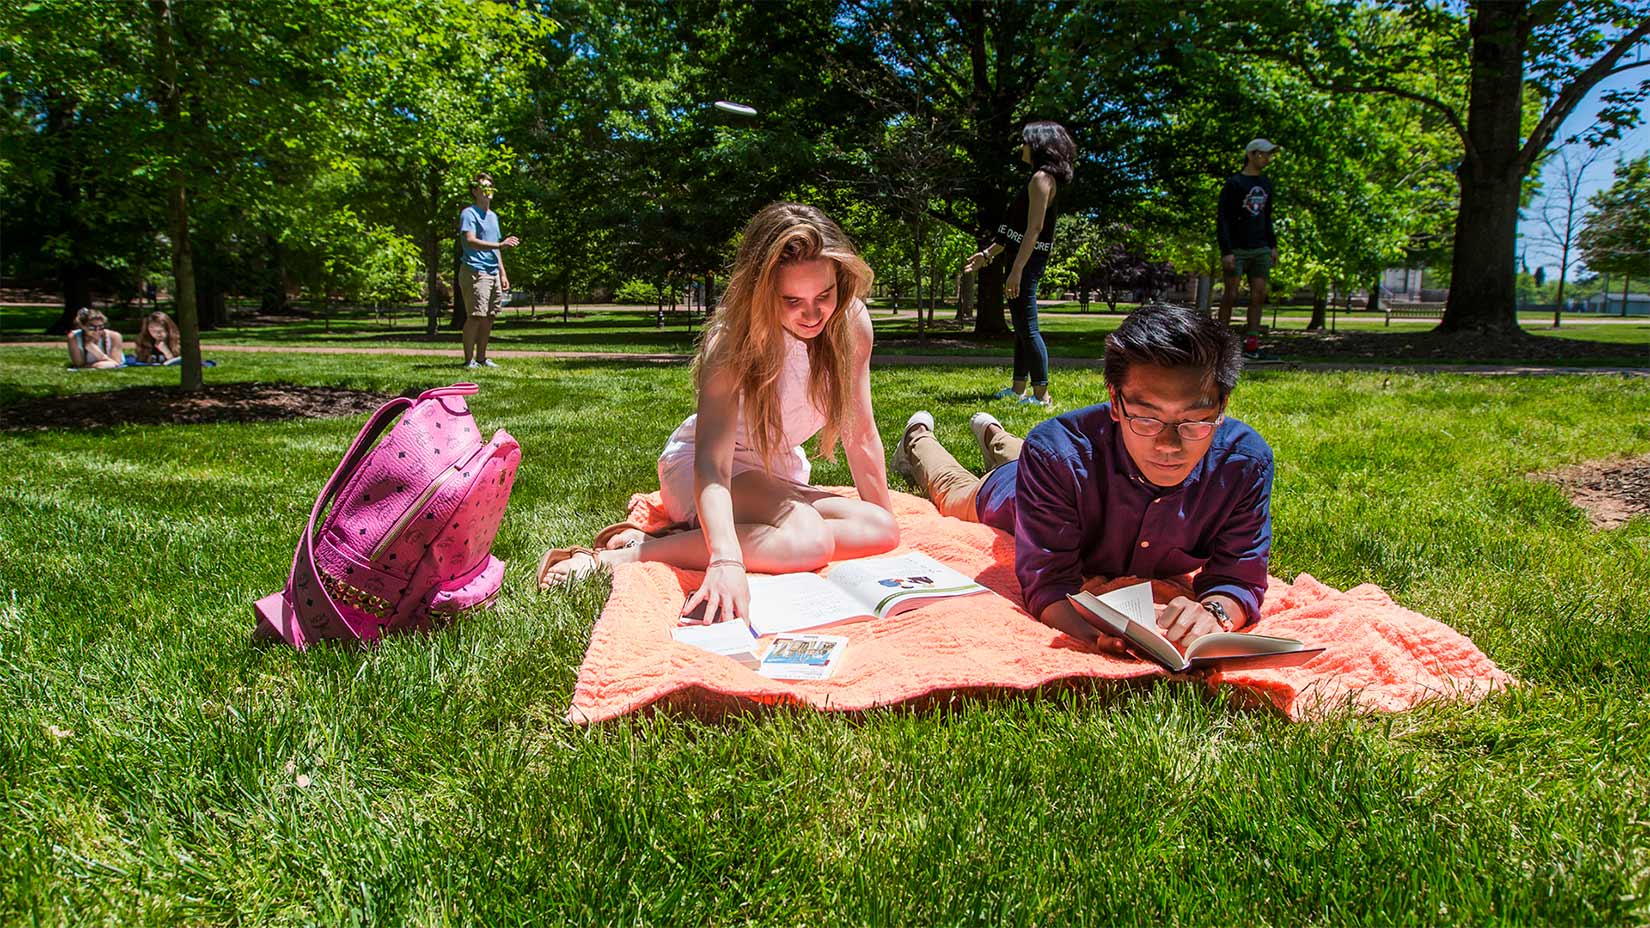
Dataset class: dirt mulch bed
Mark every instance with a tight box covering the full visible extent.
[0,382,397,431]
[1264,328,1648,365]
[1536,453,1650,530]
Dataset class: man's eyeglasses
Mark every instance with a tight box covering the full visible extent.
[1115,393,1222,441]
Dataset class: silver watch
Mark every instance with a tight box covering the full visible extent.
[1202,599,1236,632]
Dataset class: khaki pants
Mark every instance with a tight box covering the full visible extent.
[904,425,1024,522]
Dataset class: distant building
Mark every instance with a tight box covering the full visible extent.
[1580,291,1650,315]
[1381,267,1425,302]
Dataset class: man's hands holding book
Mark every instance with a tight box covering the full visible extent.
[1044,591,1244,653]
[1038,600,1131,655]
[1155,594,1241,647]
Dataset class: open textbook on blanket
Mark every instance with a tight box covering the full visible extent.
[1067,581,1323,673]
[743,551,990,636]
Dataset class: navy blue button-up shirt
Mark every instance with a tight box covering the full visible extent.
[975,402,1273,623]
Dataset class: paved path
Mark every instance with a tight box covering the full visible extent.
[4,341,1646,376]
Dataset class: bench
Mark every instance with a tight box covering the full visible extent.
[1383,302,1445,326]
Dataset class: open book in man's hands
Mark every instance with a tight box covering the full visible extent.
[1066,581,1323,673]
[743,551,990,636]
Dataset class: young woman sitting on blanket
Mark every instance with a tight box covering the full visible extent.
[537,202,900,623]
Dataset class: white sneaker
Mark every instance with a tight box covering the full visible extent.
[464,360,481,369]
[1018,394,1055,409]
[481,358,499,368]
[890,411,934,482]
[969,412,1003,461]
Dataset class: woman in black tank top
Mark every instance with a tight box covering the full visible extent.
[963,121,1075,408]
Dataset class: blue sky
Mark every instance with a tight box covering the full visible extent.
[1522,68,1649,278]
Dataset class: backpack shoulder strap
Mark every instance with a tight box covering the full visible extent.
[285,395,415,644]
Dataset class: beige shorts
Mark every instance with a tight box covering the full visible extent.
[656,445,813,526]
[460,265,502,318]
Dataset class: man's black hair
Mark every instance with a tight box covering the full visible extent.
[1103,304,1242,401]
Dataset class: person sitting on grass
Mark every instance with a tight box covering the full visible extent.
[133,311,183,366]
[65,308,124,370]
[891,302,1273,652]
[537,202,901,624]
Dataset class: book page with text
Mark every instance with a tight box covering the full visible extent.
[823,551,988,618]
[745,572,869,636]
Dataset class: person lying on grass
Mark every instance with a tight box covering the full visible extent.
[537,202,900,622]
[892,302,1273,652]
[65,307,124,370]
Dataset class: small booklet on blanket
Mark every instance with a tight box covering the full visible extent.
[757,633,849,681]
[672,621,763,668]
[671,625,848,680]
[744,551,989,636]
[1067,581,1323,673]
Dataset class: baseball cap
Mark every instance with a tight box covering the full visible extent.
[1245,138,1280,154]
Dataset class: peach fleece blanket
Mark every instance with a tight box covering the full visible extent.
[567,489,1512,724]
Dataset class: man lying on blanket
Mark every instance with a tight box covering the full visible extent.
[893,302,1273,654]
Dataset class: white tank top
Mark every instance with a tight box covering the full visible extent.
[659,329,828,484]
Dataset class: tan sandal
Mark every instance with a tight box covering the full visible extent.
[593,521,652,550]
[537,545,601,591]
[593,519,687,550]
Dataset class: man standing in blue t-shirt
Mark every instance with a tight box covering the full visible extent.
[891,303,1273,652]
[458,173,520,368]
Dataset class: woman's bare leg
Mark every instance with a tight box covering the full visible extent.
[545,470,850,583]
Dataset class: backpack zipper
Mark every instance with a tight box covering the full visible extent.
[369,460,464,561]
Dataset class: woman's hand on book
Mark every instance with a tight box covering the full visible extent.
[683,562,750,625]
[1155,596,1221,649]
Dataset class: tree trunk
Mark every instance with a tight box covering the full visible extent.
[1365,276,1382,314]
[974,261,1008,336]
[1439,0,1526,335]
[195,248,228,330]
[449,226,466,330]
[1623,276,1632,318]
[197,282,227,330]
[1552,242,1568,328]
[957,272,975,322]
[704,272,716,319]
[150,0,202,389]
[927,252,939,327]
[1308,281,1328,330]
[259,234,290,314]
[562,270,570,323]
[52,269,96,336]
[165,181,201,388]
[44,94,98,335]
[424,227,442,336]
[913,221,925,342]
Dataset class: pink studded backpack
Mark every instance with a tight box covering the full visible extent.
[254,383,521,648]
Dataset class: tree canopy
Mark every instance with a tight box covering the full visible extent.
[4,0,1647,386]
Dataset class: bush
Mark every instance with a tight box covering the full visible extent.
[613,279,658,305]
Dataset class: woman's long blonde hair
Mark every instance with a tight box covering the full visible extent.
[695,203,874,470]
[135,311,180,359]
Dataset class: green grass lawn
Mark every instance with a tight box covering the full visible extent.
[8,301,1647,366]
[2,350,1649,923]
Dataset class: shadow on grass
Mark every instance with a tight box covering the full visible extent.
[0,381,399,431]
[593,673,1252,729]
